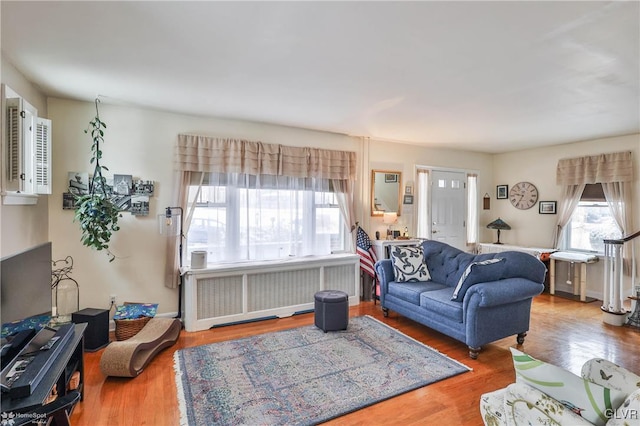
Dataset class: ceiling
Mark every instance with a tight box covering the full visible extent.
[2,1,639,153]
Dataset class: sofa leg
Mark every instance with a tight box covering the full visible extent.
[516,332,527,345]
[468,346,481,359]
[382,307,389,317]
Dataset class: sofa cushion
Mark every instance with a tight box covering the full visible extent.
[420,287,463,323]
[451,258,506,302]
[388,281,447,305]
[510,348,628,426]
[390,246,431,282]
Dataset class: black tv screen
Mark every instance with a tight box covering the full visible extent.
[1,242,52,327]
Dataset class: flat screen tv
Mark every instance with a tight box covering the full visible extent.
[1,242,52,328]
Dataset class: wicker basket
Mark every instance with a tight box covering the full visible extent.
[114,315,151,341]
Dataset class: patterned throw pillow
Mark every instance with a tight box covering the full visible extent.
[390,246,431,282]
[1,314,52,338]
[510,348,628,426]
[451,258,505,302]
[113,303,159,320]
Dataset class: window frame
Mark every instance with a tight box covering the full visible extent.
[186,182,347,264]
[564,186,622,254]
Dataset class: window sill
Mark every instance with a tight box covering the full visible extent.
[182,253,359,276]
[2,192,39,205]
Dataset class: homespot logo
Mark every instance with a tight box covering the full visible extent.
[1,412,47,425]
[605,408,639,420]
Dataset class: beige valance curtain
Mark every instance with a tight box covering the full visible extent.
[556,151,633,186]
[165,134,357,288]
[174,134,356,180]
[553,151,634,276]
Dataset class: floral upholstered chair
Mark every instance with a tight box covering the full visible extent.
[480,348,640,426]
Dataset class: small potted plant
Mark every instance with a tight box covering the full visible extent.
[73,99,121,261]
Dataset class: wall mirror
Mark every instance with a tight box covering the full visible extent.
[371,170,402,217]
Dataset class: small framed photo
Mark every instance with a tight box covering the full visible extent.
[539,201,557,214]
[403,195,414,205]
[405,185,412,195]
[62,192,76,210]
[496,185,508,199]
[385,173,398,183]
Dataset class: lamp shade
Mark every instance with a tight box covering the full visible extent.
[383,212,398,224]
[486,218,511,230]
[486,217,511,244]
[158,213,181,236]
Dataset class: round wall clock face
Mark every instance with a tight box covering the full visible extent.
[509,181,538,210]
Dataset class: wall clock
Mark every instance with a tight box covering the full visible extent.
[509,181,538,210]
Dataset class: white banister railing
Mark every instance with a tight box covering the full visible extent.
[602,230,639,325]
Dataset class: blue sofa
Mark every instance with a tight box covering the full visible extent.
[374,240,546,359]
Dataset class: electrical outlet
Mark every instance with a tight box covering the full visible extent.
[110,294,117,306]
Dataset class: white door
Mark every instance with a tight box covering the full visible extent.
[431,170,466,250]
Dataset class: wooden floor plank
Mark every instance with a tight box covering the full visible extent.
[71,294,640,425]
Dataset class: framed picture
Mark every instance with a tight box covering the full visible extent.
[403,195,414,205]
[496,185,508,199]
[62,192,76,210]
[405,185,412,195]
[385,173,398,183]
[539,201,557,214]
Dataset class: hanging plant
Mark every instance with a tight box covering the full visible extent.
[73,98,121,262]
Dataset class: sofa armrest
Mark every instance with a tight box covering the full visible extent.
[464,278,544,308]
[504,383,593,426]
[581,358,640,396]
[374,259,394,301]
[607,388,640,426]
[479,388,508,426]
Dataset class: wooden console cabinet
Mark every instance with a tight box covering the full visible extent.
[1,323,86,416]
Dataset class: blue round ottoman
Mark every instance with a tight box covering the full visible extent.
[314,290,349,332]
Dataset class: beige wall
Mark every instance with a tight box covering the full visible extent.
[492,134,640,248]
[3,56,638,309]
[0,55,49,257]
[364,139,495,241]
[47,98,363,314]
[493,133,640,298]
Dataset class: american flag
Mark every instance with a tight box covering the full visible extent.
[356,226,377,278]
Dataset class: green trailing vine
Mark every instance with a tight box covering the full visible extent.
[73,98,121,262]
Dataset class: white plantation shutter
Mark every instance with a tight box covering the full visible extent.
[22,102,36,193]
[35,117,52,194]
[1,84,53,202]
[6,98,22,190]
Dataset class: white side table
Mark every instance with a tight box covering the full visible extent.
[549,251,599,302]
[371,239,423,260]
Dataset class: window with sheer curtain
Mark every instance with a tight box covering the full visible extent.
[565,183,622,253]
[164,135,357,286]
[555,151,633,251]
[186,173,346,263]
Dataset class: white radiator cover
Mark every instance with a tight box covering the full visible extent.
[182,254,360,331]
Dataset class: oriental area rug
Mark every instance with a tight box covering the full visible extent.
[174,315,470,425]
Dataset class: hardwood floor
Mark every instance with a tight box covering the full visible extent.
[71,294,640,425]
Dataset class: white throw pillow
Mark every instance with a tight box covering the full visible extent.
[510,348,628,426]
[390,246,431,282]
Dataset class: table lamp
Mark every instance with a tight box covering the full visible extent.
[486,218,511,244]
[383,212,398,239]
